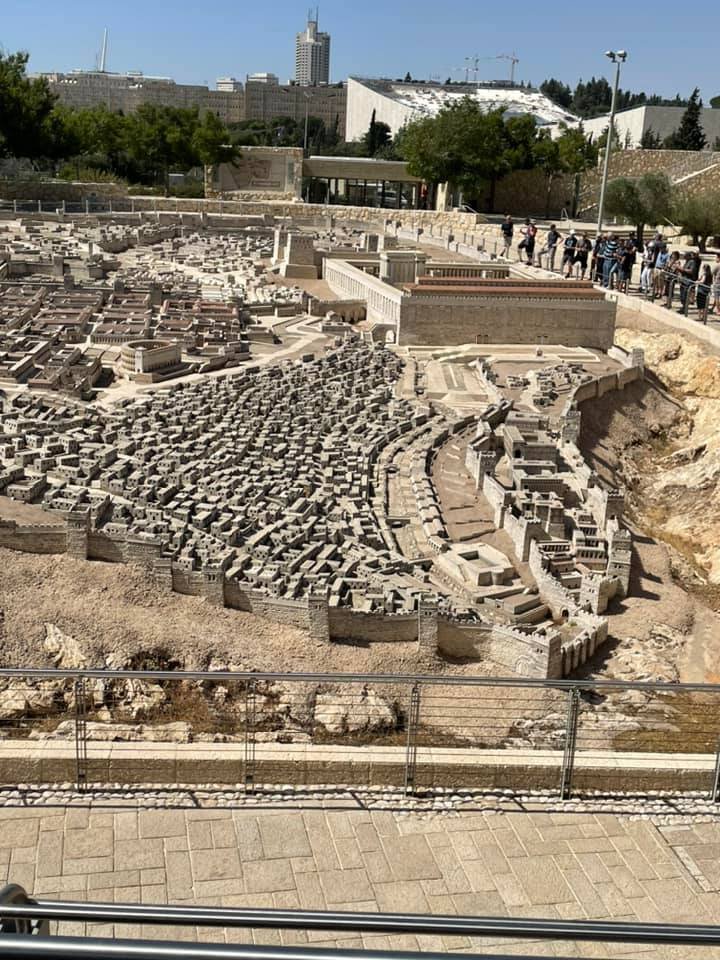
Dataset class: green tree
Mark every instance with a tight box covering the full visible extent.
[363,110,392,157]
[604,173,673,243]
[639,128,662,149]
[711,95,720,109]
[664,88,707,150]
[532,126,596,217]
[400,100,513,209]
[124,105,198,193]
[595,120,621,153]
[557,125,597,215]
[192,110,239,167]
[539,78,572,109]
[673,190,720,252]
[0,50,61,161]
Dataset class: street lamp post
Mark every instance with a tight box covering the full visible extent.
[303,92,311,155]
[596,49,628,236]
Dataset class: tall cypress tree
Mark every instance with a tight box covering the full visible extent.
[666,88,707,150]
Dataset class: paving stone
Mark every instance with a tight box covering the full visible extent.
[374,880,429,913]
[64,827,114,860]
[187,821,213,851]
[643,878,703,920]
[0,818,39,847]
[318,868,373,904]
[354,823,381,853]
[115,839,165,871]
[334,837,364,870]
[233,817,264,861]
[381,834,442,881]
[511,858,575,905]
[244,859,296,894]
[259,815,311,859]
[451,891,508,916]
[139,811,188,840]
[190,847,242,883]
[210,820,237,850]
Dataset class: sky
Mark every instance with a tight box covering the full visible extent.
[3,0,718,102]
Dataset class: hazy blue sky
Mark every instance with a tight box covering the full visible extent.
[3,0,718,101]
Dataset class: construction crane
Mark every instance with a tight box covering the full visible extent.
[453,53,521,85]
[496,52,520,84]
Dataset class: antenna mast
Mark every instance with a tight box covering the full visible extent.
[100,29,109,72]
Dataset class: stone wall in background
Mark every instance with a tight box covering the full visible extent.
[0,179,129,201]
[579,149,720,219]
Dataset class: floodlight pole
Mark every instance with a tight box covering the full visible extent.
[596,50,627,236]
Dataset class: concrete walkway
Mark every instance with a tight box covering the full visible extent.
[2,804,719,958]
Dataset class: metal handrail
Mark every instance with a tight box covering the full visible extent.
[3,900,720,944]
[0,885,720,956]
[0,937,589,959]
[0,665,719,694]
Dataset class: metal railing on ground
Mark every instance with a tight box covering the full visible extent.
[2,883,720,958]
[1,668,720,801]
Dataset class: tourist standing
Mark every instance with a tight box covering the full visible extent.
[574,233,592,280]
[713,252,720,316]
[653,244,670,298]
[500,215,514,257]
[592,234,606,283]
[639,236,660,294]
[518,218,537,265]
[616,239,636,293]
[697,263,713,320]
[537,224,561,270]
[562,230,578,278]
[679,251,700,312]
[602,234,619,288]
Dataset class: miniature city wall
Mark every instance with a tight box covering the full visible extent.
[0,511,561,678]
[0,345,643,679]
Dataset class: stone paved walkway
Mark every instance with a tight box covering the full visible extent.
[1,804,720,958]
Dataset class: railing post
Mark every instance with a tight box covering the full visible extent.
[710,737,720,803]
[560,687,580,800]
[74,677,88,793]
[244,679,257,793]
[404,682,421,796]
[0,884,48,937]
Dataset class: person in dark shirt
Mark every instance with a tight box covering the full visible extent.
[679,251,701,311]
[697,263,713,319]
[562,230,578,278]
[500,215,514,257]
[574,233,592,280]
[592,234,606,283]
[517,218,537,265]
[617,239,636,293]
[537,224,561,271]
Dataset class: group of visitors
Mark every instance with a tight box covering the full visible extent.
[500,215,720,318]
[502,216,598,281]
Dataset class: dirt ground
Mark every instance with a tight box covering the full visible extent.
[0,548,505,677]
[578,360,720,684]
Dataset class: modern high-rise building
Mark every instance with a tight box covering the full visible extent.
[294,10,330,86]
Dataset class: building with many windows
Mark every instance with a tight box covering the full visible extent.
[294,12,331,86]
[38,71,245,124]
[244,79,346,135]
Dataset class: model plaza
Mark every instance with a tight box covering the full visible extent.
[0,210,638,677]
